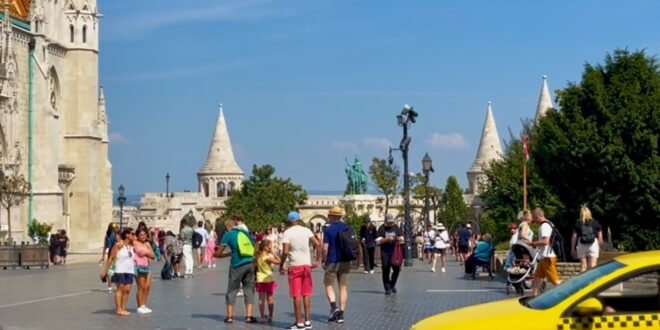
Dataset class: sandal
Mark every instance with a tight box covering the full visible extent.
[246,316,257,324]
[223,317,233,323]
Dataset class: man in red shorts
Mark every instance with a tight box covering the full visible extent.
[280,211,322,330]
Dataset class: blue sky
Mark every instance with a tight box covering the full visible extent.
[102,0,660,195]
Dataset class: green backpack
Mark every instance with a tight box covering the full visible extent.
[236,229,254,258]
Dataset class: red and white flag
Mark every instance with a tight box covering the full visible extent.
[523,135,530,161]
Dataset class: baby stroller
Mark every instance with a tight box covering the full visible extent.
[505,242,540,295]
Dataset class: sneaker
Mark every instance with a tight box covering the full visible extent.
[212,264,216,268]
[304,320,312,329]
[385,289,392,295]
[431,268,435,273]
[391,287,398,294]
[137,306,152,314]
[363,270,369,274]
[328,308,340,322]
[441,267,446,273]
[287,323,305,329]
[336,311,344,324]
[369,269,375,274]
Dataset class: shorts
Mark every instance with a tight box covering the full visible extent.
[288,265,313,298]
[424,247,435,254]
[534,257,561,285]
[435,248,447,255]
[324,262,351,287]
[577,241,599,259]
[256,281,279,295]
[111,273,135,285]
[171,254,182,264]
[458,244,470,254]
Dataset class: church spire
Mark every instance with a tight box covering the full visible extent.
[467,102,503,194]
[199,104,243,175]
[535,75,553,124]
[97,85,108,142]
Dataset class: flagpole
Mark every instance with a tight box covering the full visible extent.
[523,135,528,210]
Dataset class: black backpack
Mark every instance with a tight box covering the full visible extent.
[337,225,360,262]
[192,231,203,249]
[579,223,595,244]
[161,262,173,280]
[544,221,567,261]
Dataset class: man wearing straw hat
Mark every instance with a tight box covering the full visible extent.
[322,206,351,324]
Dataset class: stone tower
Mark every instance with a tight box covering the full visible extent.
[198,104,244,198]
[467,102,503,195]
[534,75,553,124]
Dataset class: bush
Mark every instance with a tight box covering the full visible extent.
[28,219,52,245]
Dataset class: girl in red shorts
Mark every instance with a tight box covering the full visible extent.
[255,239,281,323]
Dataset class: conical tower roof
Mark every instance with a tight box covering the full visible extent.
[199,104,243,175]
[468,102,503,173]
[534,75,553,124]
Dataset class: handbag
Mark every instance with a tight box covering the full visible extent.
[392,242,404,267]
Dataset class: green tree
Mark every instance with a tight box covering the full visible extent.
[438,176,469,232]
[411,173,442,226]
[0,173,31,242]
[368,157,400,214]
[535,49,660,251]
[224,164,308,232]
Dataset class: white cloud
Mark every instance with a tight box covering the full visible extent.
[426,133,469,150]
[332,141,359,152]
[105,0,282,40]
[363,137,392,150]
[109,132,130,145]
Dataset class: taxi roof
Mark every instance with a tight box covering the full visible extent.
[615,250,660,267]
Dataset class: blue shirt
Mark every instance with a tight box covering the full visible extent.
[473,241,493,262]
[221,229,254,268]
[323,221,348,264]
[458,228,471,246]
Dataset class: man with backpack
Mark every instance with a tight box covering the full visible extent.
[322,206,354,324]
[531,208,562,296]
[214,219,257,324]
[194,221,208,269]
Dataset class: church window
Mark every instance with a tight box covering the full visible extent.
[203,182,209,197]
[69,25,75,42]
[227,182,236,196]
[82,25,87,43]
[217,182,226,197]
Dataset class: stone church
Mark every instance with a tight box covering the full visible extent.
[0,0,111,252]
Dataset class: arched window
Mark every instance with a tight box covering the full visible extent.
[82,25,87,43]
[203,182,209,197]
[69,25,75,42]
[217,182,226,197]
[227,182,236,196]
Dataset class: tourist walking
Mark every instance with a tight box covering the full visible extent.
[322,206,351,324]
[377,214,404,295]
[423,224,437,270]
[359,216,377,274]
[531,208,561,296]
[49,230,61,265]
[180,220,194,278]
[204,220,217,268]
[280,211,322,329]
[101,223,118,291]
[518,210,534,244]
[214,220,257,324]
[571,206,603,272]
[161,231,183,278]
[134,227,155,314]
[255,239,280,323]
[195,221,209,269]
[100,227,136,316]
[457,224,471,264]
[58,229,70,264]
[432,223,450,273]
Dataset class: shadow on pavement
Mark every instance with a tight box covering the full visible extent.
[191,313,225,322]
[92,309,116,315]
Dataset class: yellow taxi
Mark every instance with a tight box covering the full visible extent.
[412,251,660,330]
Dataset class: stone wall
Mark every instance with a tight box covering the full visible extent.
[556,262,582,281]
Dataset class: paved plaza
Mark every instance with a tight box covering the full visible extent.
[0,258,511,329]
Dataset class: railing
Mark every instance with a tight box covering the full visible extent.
[0,242,50,270]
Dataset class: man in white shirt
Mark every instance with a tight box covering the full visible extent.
[195,221,209,268]
[531,208,561,296]
[279,211,322,330]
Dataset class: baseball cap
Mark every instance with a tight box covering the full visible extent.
[287,211,301,222]
[466,223,472,229]
[385,214,395,223]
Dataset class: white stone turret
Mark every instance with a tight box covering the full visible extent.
[198,104,244,198]
[535,75,553,124]
[467,102,503,195]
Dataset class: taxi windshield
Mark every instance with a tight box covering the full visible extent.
[525,261,625,310]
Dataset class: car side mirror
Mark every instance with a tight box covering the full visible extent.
[574,298,604,316]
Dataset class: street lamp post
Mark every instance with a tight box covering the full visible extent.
[166,173,170,197]
[397,104,418,267]
[422,152,434,228]
[117,185,126,230]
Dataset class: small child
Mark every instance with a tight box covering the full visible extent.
[255,239,281,323]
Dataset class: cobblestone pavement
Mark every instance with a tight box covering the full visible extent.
[0,257,514,329]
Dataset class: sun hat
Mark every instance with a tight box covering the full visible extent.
[287,211,301,222]
[384,214,395,223]
[328,206,343,217]
[466,223,472,229]
[436,223,446,230]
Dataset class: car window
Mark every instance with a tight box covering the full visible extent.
[596,270,660,313]
[526,261,625,310]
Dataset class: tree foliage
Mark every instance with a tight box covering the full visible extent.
[368,157,400,214]
[438,176,468,232]
[0,173,31,241]
[224,165,308,232]
[534,50,660,251]
[411,173,442,226]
